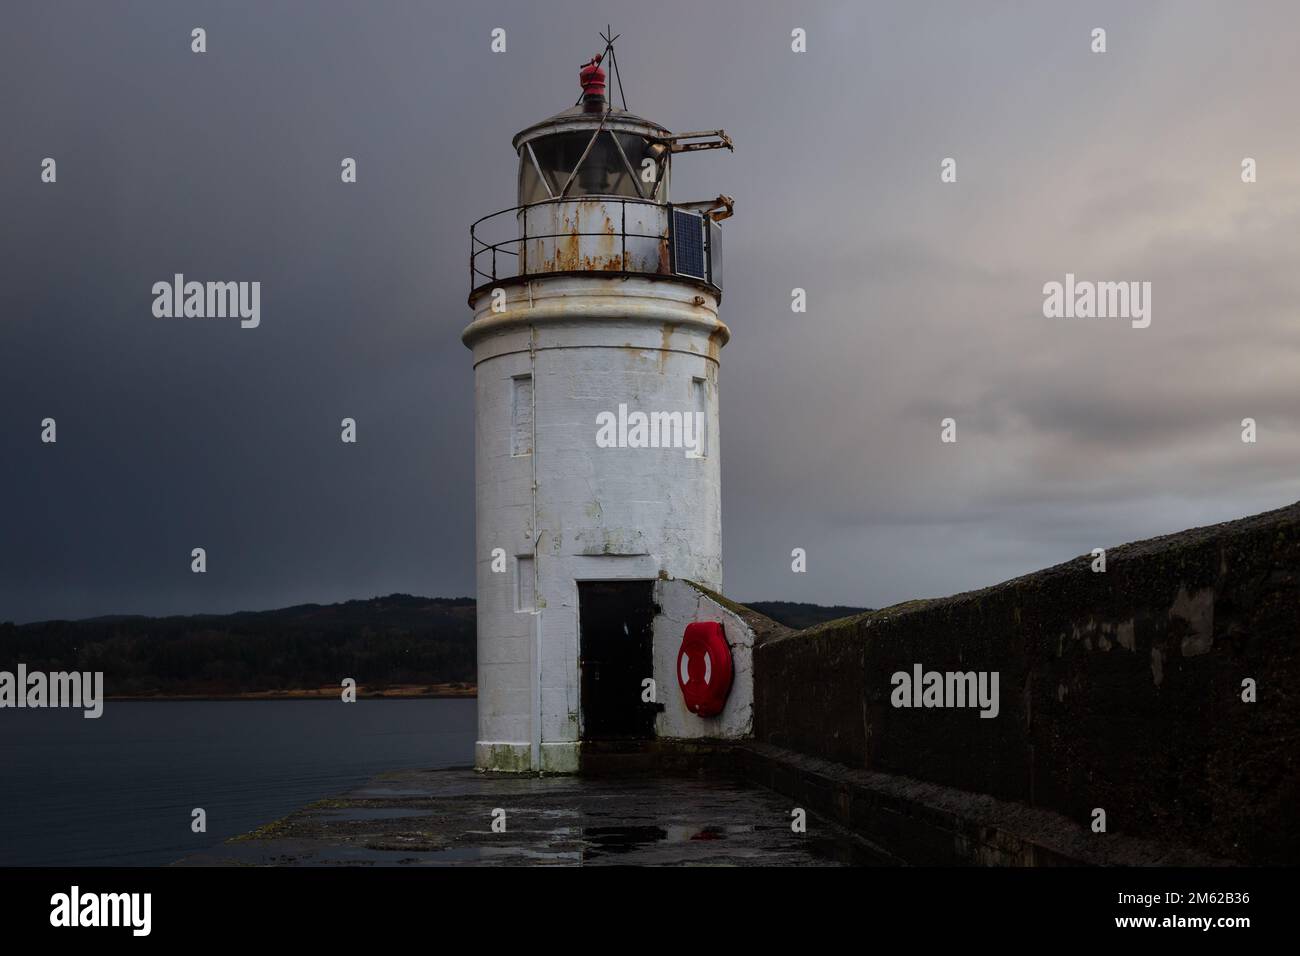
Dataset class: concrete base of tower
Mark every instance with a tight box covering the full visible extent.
[474,741,532,773]
[474,741,582,774]
[541,742,580,774]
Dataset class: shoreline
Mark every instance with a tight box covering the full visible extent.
[105,684,476,702]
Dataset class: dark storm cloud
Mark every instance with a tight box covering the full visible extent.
[2,0,1298,623]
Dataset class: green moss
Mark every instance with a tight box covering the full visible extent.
[229,815,295,842]
[481,743,535,773]
[306,798,352,810]
[788,598,941,641]
[682,580,752,619]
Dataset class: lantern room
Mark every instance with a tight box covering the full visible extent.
[468,47,733,304]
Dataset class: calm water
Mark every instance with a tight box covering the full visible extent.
[0,698,475,866]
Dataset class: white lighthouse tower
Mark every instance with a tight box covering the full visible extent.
[465,38,748,773]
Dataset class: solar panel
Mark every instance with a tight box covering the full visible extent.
[672,209,707,280]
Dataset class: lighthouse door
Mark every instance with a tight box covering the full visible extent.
[578,580,657,740]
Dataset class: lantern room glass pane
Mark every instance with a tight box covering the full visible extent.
[615,132,667,198]
[523,130,648,199]
[518,150,550,205]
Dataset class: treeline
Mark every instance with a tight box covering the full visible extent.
[0,594,476,697]
[0,593,865,696]
[745,601,870,630]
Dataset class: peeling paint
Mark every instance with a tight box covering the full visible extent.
[707,328,727,364]
[658,322,680,372]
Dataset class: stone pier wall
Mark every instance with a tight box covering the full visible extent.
[753,503,1300,864]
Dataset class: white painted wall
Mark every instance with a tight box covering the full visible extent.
[652,578,754,739]
[465,275,731,771]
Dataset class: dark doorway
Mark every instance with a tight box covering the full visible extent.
[579,580,657,740]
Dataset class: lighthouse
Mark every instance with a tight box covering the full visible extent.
[465,38,749,773]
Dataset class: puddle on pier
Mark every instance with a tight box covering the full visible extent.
[576,823,761,859]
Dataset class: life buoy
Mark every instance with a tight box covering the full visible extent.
[677,621,733,717]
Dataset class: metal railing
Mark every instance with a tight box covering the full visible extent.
[468,196,721,300]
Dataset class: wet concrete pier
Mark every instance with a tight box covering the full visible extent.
[178,767,890,866]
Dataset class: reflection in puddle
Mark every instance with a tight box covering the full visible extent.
[690,826,726,841]
[582,825,668,857]
[579,822,764,859]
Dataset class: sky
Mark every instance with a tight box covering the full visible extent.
[2,0,1298,623]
